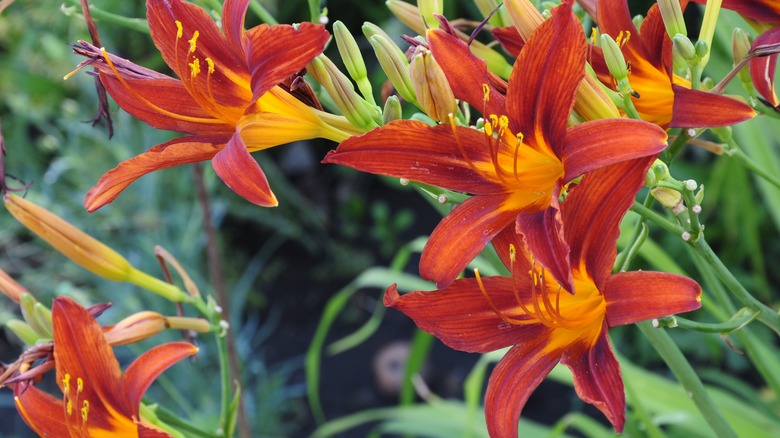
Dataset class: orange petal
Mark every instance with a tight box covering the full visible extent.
[506,1,585,155]
[85,136,224,212]
[515,203,574,293]
[492,26,525,58]
[605,271,702,326]
[749,27,780,107]
[670,85,756,127]
[222,0,251,54]
[211,131,278,207]
[691,0,780,25]
[14,382,69,437]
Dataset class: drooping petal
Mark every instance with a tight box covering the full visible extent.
[492,26,525,58]
[750,27,780,107]
[561,329,626,432]
[212,131,278,207]
[670,85,756,127]
[245,22,329,101]
[605,271,702,326]
[420,194,519,287]
[121,342,198,416]
[506,1,585,156]
[384,282,542,353]
[515,202,574,293]
[562,118,667,182]
[14,382,69,437]
[561,157,656,290]
[427,28,507,115]
[322,120,503,194]
[222,0,251,54]
[85,136,225,212]
[484,339,560,438]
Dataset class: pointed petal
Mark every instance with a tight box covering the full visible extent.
[14,382,68,436]
[146,0,251,113]
[98,71,233,135]
[605,271,702,326]
[562,118,667,182]
[421,194,518,287]
[212,131,278,206]
[750,28,780,107]
[121,342,198,415]
[506,2,585,156]
[692,0,780,25]
[427,29,507,115]
[492,26,525,58]
[515,203,574,293]
[384,283,543,353]
[85,136,224,212]
[562,157,655,290]
[139,424,174,437]
[484,340,560,438]
[670,85,756,127]
[636,3,669,71]
[222,0,251,54]
[561,329,626,432]
[245,22,329,100]
[596,0,639,52]
[322,120,503,194]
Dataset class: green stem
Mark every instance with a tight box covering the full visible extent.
[630,201,686,236]
[655,311,757,333]
[691,238,780,336]
[307,0,320,23]
[151,404,216,438]
[63,0,149,33]
[615,195,653,271]
[637,321,738,438]
[215,332,232,436]
[661,129,692,164]
[727,139,780,190]
[249,0,279,24]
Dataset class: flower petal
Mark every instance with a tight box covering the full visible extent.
[245,22,329,101]
[605,271,702,326]
[427,29,507,116]
[484,340,560,438]
[506,1,584,156]
[121,342,198,415]
[85,136,225,212]
[384,282,542,353]
[322,120,503,194]
[14,382,68,436]
[691,0,780,25]
[222,0,251,54]
[492,26,525,58]
[515,203,574,293]
[560,329,626,432]
[139,424,174,437]
[750,27,780,107]
[212,131,278,206]
[421,194,518,287]
[670,85,756,127]
[562,118,667,183]
[561,157,656,290]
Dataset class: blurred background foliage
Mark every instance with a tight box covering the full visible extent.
[1,0,780,437]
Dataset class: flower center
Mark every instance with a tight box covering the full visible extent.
[62,373,90,437]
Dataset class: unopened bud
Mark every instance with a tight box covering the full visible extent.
[732,28,751,65]
[695,40,709,59]
[334,21,375,105]
[308,55,378,130]
[684,179,698,191]
[657,0,687,39]
[600,34,629,82]
[383,95,402,124]
[503,0,544,41]
[0,268,28,304]
[410,46,456,121]
[20,293,52,339]
[632,14,644,30]
[694,184,705,205]
[386,0,426,35]
[651,159,671,182]
[474,0,510,27]
[6,320,39,345]
[104,311,211,346]
[418,0,443,29]
[651,187,684,210]
[673,34,697,61]
[368,34,418,105]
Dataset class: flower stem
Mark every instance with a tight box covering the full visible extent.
[726,139,780,190]
[637,321,738,438]
[63,0,149,33]
[250,0,279,25]
[215,331,232,437]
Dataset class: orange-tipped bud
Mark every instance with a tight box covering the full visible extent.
[104,311,212,346]
[0,268,27,304]
[410,46,456,122]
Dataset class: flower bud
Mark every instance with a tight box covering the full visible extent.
[651,187,684,210]
[418,0,443,29]
[474,0,510,27]
[673,34,697,62]
[409,46,456,121]
[20,293,52,339]
[103,311,211,346]
[6,320,39,345]
[732,28,751,65]
[695,40,709,59]
[333,21,375,105]
[387,0,427,35]
[383,95,403,124]
[308,55,379,130]
[600,34,628,82]
[0,268,27,304]
[503,0,544,41]
[368,34,418,105]
[657,0,687,39]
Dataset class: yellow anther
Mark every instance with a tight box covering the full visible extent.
[616,30,631,47]
[484,122,493,137]
[81,400,89,423]
[76,377,83,394]
[516,132,524,146]
[489,114,499,127]
[175,20,183,39]
[205,57,215,74]
[482,84,490,102]
[188,30,200,53]
[590,27,598,44]
[66,400,73,416]
[62,374,71,394]
[498,115,509,131]
[509,244,516,263]
[189,58,201,78]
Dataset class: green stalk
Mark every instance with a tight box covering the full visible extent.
[727,139,780,190]
[250,0,279,25]
[63,0,149,33]
[637,321,738,438]
[215,332,232,436]
[307,0,320,23]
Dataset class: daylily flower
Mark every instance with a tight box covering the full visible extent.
[74,0,354,211]
[384,155,702,438]
[13,296,197,437]
[324,2,667,290]
[691,0,780,27]
[592,0,755,127]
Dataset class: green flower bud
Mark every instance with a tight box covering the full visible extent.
[657,0,687,39]
[695,40,709,59]
[308,55,379,130]
[387,0,426,35]
[20,293,52,339]
[651,187,684,210]
[334,21,375,105]
[368,34,418,105]
[409,46,456,122]
[600,34,628,82]
[383,95,402,124]
[418,0,443,29]
[673,34,697,61]
[6,319,40,345]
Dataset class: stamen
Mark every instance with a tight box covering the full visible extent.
[81,400,90,423]
[175,20,183,39]
[76,377,83,394]
[482,84,490,102]
[513,132,524,180]
[66,400,73,416]
[474,269,527,326]
[189,57,201,79]
[62,373,71,394]
[450,121,483,177]
[616,30,631,47]
[188,30,200,53]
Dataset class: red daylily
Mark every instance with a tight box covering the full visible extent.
[384,155,702,438]
[76,0,352,211]
[13,296,197,437]
[593,0,755,127]
[324,2,667,290]
[691,0,780,26]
